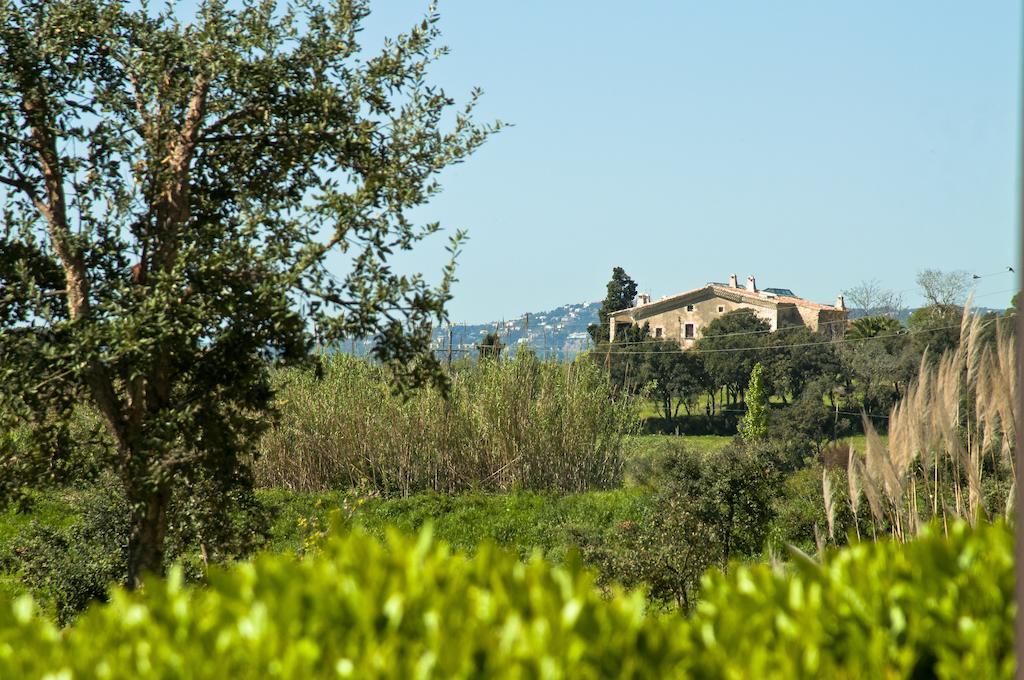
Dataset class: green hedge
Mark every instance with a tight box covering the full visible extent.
[0,522,1013,678]
[687,520,1014,677]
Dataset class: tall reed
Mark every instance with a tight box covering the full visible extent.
[833,306,1017,541]
[255,352,639,495]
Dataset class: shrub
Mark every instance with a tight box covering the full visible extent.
[640,414,739,436]
[256,352,639,495]
[8,475,269,623]
[257,488,644,582]
[582,441,783,610]
[688,521,1013,678]
[769,465,860,554]
[0,521,1012,678]
[11,479,128,625]
[0,528,690,677]
[767,393,839,471]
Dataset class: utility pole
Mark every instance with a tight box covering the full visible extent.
[446,326,453,370]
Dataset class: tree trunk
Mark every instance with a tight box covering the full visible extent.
[722,498,735,566]
[126,482,172,590]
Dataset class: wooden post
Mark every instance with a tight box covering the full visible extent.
[446,326,453,369]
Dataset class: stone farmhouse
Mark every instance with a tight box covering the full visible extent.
[608,274,848,348]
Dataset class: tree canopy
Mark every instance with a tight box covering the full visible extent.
[696,309,770,402]
[739,363,768,442]
[0,0,497,585]
[588,267,638,344]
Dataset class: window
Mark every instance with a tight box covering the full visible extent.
[686,304,694,312]
[655,327,663,338]
[717,305,725,313]
[684,323,695,339]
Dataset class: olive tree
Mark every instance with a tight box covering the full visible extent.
[0,0,498,586]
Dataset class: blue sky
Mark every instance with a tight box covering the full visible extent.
[169,1,1020,321]
[354,2,1020,322]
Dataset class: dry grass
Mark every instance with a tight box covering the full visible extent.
[831,305,1016,541]
[254,352,640,495]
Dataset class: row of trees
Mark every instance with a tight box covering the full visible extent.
[589,268,1016,428]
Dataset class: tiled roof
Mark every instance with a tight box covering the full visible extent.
[611,283,842,316]
[713,286,839,311]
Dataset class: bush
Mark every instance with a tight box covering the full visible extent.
[256,352,639,495]
[766,393,847,472]
[7,475,269,624]
[688,521,1013,678]
[0,521,1012,678]
[10,479,128,625]
[769,465,861,554]
[0,527,690,677]
[581,441,783,610]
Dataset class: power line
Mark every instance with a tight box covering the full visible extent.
[430,286,1018,357]
[582,285,1017,347]
[579,286,1019,350]
[598,317,853,346]
[590,315,1005,356]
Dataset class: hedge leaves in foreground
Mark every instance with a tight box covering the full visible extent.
[0,522,1013,678]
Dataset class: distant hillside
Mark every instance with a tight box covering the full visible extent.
[340,302,1006,361]
[430,301,601,360]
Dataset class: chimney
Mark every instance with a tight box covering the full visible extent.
[728,273,738,288]
[746,275,757,292]
[835,294,846,310]
[635,292,651,306]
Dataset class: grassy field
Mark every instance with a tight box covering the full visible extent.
[0,430,889,618]
[259,488,643,561]
[624,433,882,470]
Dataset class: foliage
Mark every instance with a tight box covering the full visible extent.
[696,309,770,401]
[739,362,768,442]
[635,339,711,420]
[351,490,641,566]
[766,392,841,471]
[4,474,270,623]
[0,527,693,678]
[769,465,859,555]
[843,312,1016,540]
[688,521,1013,678]
[580,491,717,611]
[838,318,914,417]
[0,0,497,586]
[587,267,639,344]
[761,326,841,402]
[907,304,962,360]
[603,321,650,393]
[8,480,128,625]
[255,487,642,567]
[0,520,1011,678]
[475,332,504,360]
[621,435,732,485]
[256,352,639,495]
[846,315,903,343]
[586,441,782,609]
[660,441,782,567]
